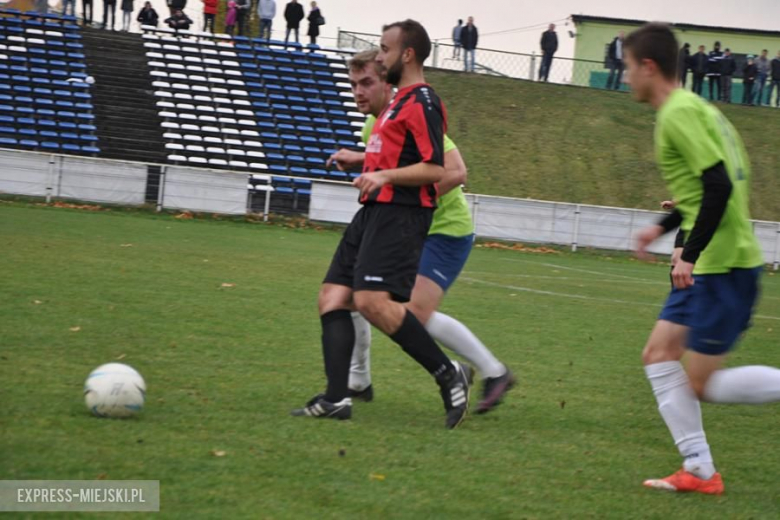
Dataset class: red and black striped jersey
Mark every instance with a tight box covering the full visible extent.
[361,83,447,208]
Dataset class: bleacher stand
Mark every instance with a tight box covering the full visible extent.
[0,8,99,155]
[142,25,364,211]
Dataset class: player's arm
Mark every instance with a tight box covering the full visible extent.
[326,149,365,171]
[355,162,445,197]
[680,162,732,265]
[437,147,468,196]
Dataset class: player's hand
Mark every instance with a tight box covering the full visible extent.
[635,225,664,261]
[660,200,676,210]
[670,247,683,267]
[671,260,695,289]
[353,171,390,198]
[326,149,364,171]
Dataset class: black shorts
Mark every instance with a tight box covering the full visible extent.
[324,204,434,302]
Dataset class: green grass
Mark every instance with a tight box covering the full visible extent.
[3,203,780,518]
[425,70,780,221]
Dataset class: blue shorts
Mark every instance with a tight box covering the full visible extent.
[658,267,762,355]
[417,234,474,292]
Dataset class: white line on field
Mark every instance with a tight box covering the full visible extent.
[461,276,780,322]
[463,271,667,286]
[500,258,663,283]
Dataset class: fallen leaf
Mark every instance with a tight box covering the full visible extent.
[33,300,42,305]
[96,473,107,480]
[69,326,81,332]
[560,400,566,409]
[120,243,134,248]
[175,212,193,220]
[338,449,346,457]
[220,283,236,288]
[211,450,227,457]
[116,353,126,360]
[369,473,385,481]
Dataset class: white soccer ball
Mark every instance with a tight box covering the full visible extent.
[84,363,146,418]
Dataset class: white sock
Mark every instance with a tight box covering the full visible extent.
[425,311,506,379]
[704,366,780,404]
[348,312,372,392]
[645,361,716,479]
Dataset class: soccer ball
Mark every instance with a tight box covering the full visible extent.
[84,363,146,418]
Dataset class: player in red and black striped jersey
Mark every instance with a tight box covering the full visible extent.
[292,19,473,429]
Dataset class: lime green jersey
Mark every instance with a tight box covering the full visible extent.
[655,89,763,274]
[362,115,474,237]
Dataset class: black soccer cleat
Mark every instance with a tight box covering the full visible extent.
[290,395,352,420]
[476,368,516,414]
[348,385,374,403]
[437,361,473,429]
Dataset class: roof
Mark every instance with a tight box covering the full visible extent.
[571,14,780,39]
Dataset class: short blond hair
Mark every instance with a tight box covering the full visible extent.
[348,49,384,78]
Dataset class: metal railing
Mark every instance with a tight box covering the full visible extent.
[337,30,618,89]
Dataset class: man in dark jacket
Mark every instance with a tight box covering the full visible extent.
[720,48,736,103]
[460,16,478,72]
[743,56,758,105]
[690,45,707,96]
[235,0,249,36]
[678,43,690,87]
[165,8,192,30]
[707,41,723,101]
[284,0,304,45]
[606,31,624,90]
[539,23,557,82]
[102,0,116,30]
[767,50,780,108]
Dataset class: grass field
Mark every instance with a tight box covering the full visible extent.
[3,202,780,519]
[426,70,780,221]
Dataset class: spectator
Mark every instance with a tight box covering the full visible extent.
[452,19,463,59]
[62,0,76,17]
[307,1,322,45]
[34,0,48,16]
[755,49,770,105]
[707,41,723,101]
[137,1,158,26]
[102,0,116,30]
[539,23,558,82]
[258,0,276,40]
[461,16,478,73]
[165,8,192,31]
[284,0,304,45]
[168,0,186,17]
[767,50,780,108]
[236,0,249,36]
[202,0,216,33]
[690,44,707,96]
[120,0,133,30]
[224,0,237,34]
[82,0,93,27]
[720,48,736,103]
[678,43,690,87]
[605,31,624,90]
[743,56,758,105]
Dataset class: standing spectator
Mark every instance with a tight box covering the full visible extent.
[743,56,758,105]
[720,48,736,103]
[461,16,478,73]
[707,41,723,101]
[62,0,76,17]
[82,0,93,26]
[202,0,216,33]
[452,19,463,59]
[102,0,116,30]
[284,0,304,46]
[165,8,192,30]
[678,43,690,87]
[306,1,322,45]
[224,0,237,34]
[755,49,770,106]
[605,31,624,90]
[258,0,276,40]
[137,1,158,26]
[235,0,249,36]
[539,23,558,82]
[767,50,780,108]
[34,0,48,15]
[690,44,707,96]
[120,0,133,30]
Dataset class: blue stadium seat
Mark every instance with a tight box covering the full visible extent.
[62,143,79,151]
[81,145,100,153]
[41,141,59,150]
[20,139,38,147]
[0,137,18,145]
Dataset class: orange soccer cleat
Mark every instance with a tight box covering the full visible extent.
[643,469,724,495]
